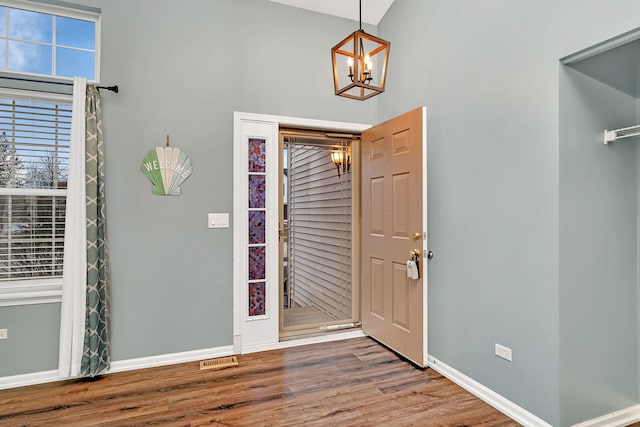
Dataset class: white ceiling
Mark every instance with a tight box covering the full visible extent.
[269,0,395,25]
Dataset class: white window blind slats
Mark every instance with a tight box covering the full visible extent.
[0,95,70,283]
[0,100,71,191]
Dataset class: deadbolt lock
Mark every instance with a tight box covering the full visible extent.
[412,232,422,241]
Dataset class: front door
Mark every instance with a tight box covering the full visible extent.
[361,107,427,366]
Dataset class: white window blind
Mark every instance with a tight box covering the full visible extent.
[0,91,71,283]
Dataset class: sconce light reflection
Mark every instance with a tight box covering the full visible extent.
[330,149,350,178]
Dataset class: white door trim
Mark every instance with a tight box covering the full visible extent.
[233,111,370,354]
[420,106,428,365]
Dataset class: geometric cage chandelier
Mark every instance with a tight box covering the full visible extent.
[331,0,390,100]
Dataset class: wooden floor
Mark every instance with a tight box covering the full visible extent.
[0,337,520,426]
[282,305,337,327]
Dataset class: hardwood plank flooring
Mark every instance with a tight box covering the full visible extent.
[0,337,520,426]
[282,306,336,328]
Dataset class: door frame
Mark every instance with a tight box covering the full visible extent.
[279,132,361,338]
[233,111,369,354]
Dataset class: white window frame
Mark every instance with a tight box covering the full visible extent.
[0,0,101,82]
[0,87,71,307]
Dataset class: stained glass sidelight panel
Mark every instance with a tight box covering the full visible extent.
[248,138,266,172]
[248,246,266,281]
[249,282,266,316]
[247,136,267,317]
[248,175,266,209]
[248,210,265,244]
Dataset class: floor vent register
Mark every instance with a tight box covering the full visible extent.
[199,355,239,371]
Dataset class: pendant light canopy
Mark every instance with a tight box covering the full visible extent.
[331,0,390,101]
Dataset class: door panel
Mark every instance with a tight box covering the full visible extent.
[370,258,385,318]
[370,178,385,235]
[361,107,426,366]
[392,173,410,237]
[392,261,410,330]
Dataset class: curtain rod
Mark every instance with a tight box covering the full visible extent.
[0,76,119,93]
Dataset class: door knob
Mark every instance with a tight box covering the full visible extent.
[409,249,421,259]
[412,232,422,241]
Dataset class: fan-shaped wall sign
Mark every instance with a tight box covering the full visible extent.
[141,145,193,196]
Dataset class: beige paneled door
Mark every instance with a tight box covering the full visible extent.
[361,107,427,366]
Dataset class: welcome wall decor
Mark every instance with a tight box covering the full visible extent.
[141,135,193,196]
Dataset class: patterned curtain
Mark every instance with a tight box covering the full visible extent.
[80,85,111,377]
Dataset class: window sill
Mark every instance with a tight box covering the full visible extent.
[0,280,62,307]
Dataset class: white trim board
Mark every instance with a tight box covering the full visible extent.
[241,329,366,354]
[0,345,233,390]
[427,355,553,427]
[109,345,234,373]
[0,369,60,391]
[571,404,640,427]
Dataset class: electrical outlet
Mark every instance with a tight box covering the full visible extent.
[0,329,7,340]
[495,343,512,361]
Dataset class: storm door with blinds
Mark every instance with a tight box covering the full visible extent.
[280,129,360,338]
[0,90,70,289]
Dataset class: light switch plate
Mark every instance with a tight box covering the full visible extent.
[208,213,229,228]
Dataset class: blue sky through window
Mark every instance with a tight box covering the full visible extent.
[9,41,52,74]
[9,8,52,43]
[0,8,6,37]
[56,16,94,50]
[0,5,96,80]
[56,47,94,79]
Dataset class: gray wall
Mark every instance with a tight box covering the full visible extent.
[97,0,376,361]
[1,0,376,372]
[0,304,60,375]
[559,65,638,425]
[378,1,640,426]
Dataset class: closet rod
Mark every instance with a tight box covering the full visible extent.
[604,124,640,144]
[0,76,119,93]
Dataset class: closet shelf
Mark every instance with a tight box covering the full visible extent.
[604,125,640,144]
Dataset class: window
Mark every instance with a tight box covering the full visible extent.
[0,2,100,306]
[0,88,71,305]
[0,1,99,80]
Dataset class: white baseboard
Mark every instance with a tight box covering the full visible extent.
[0,369,60,390]
[427,355,552,427]
[0,345,234,390]
[240,329,366,354]
[571,403,640,427]
[109,345,234,373]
